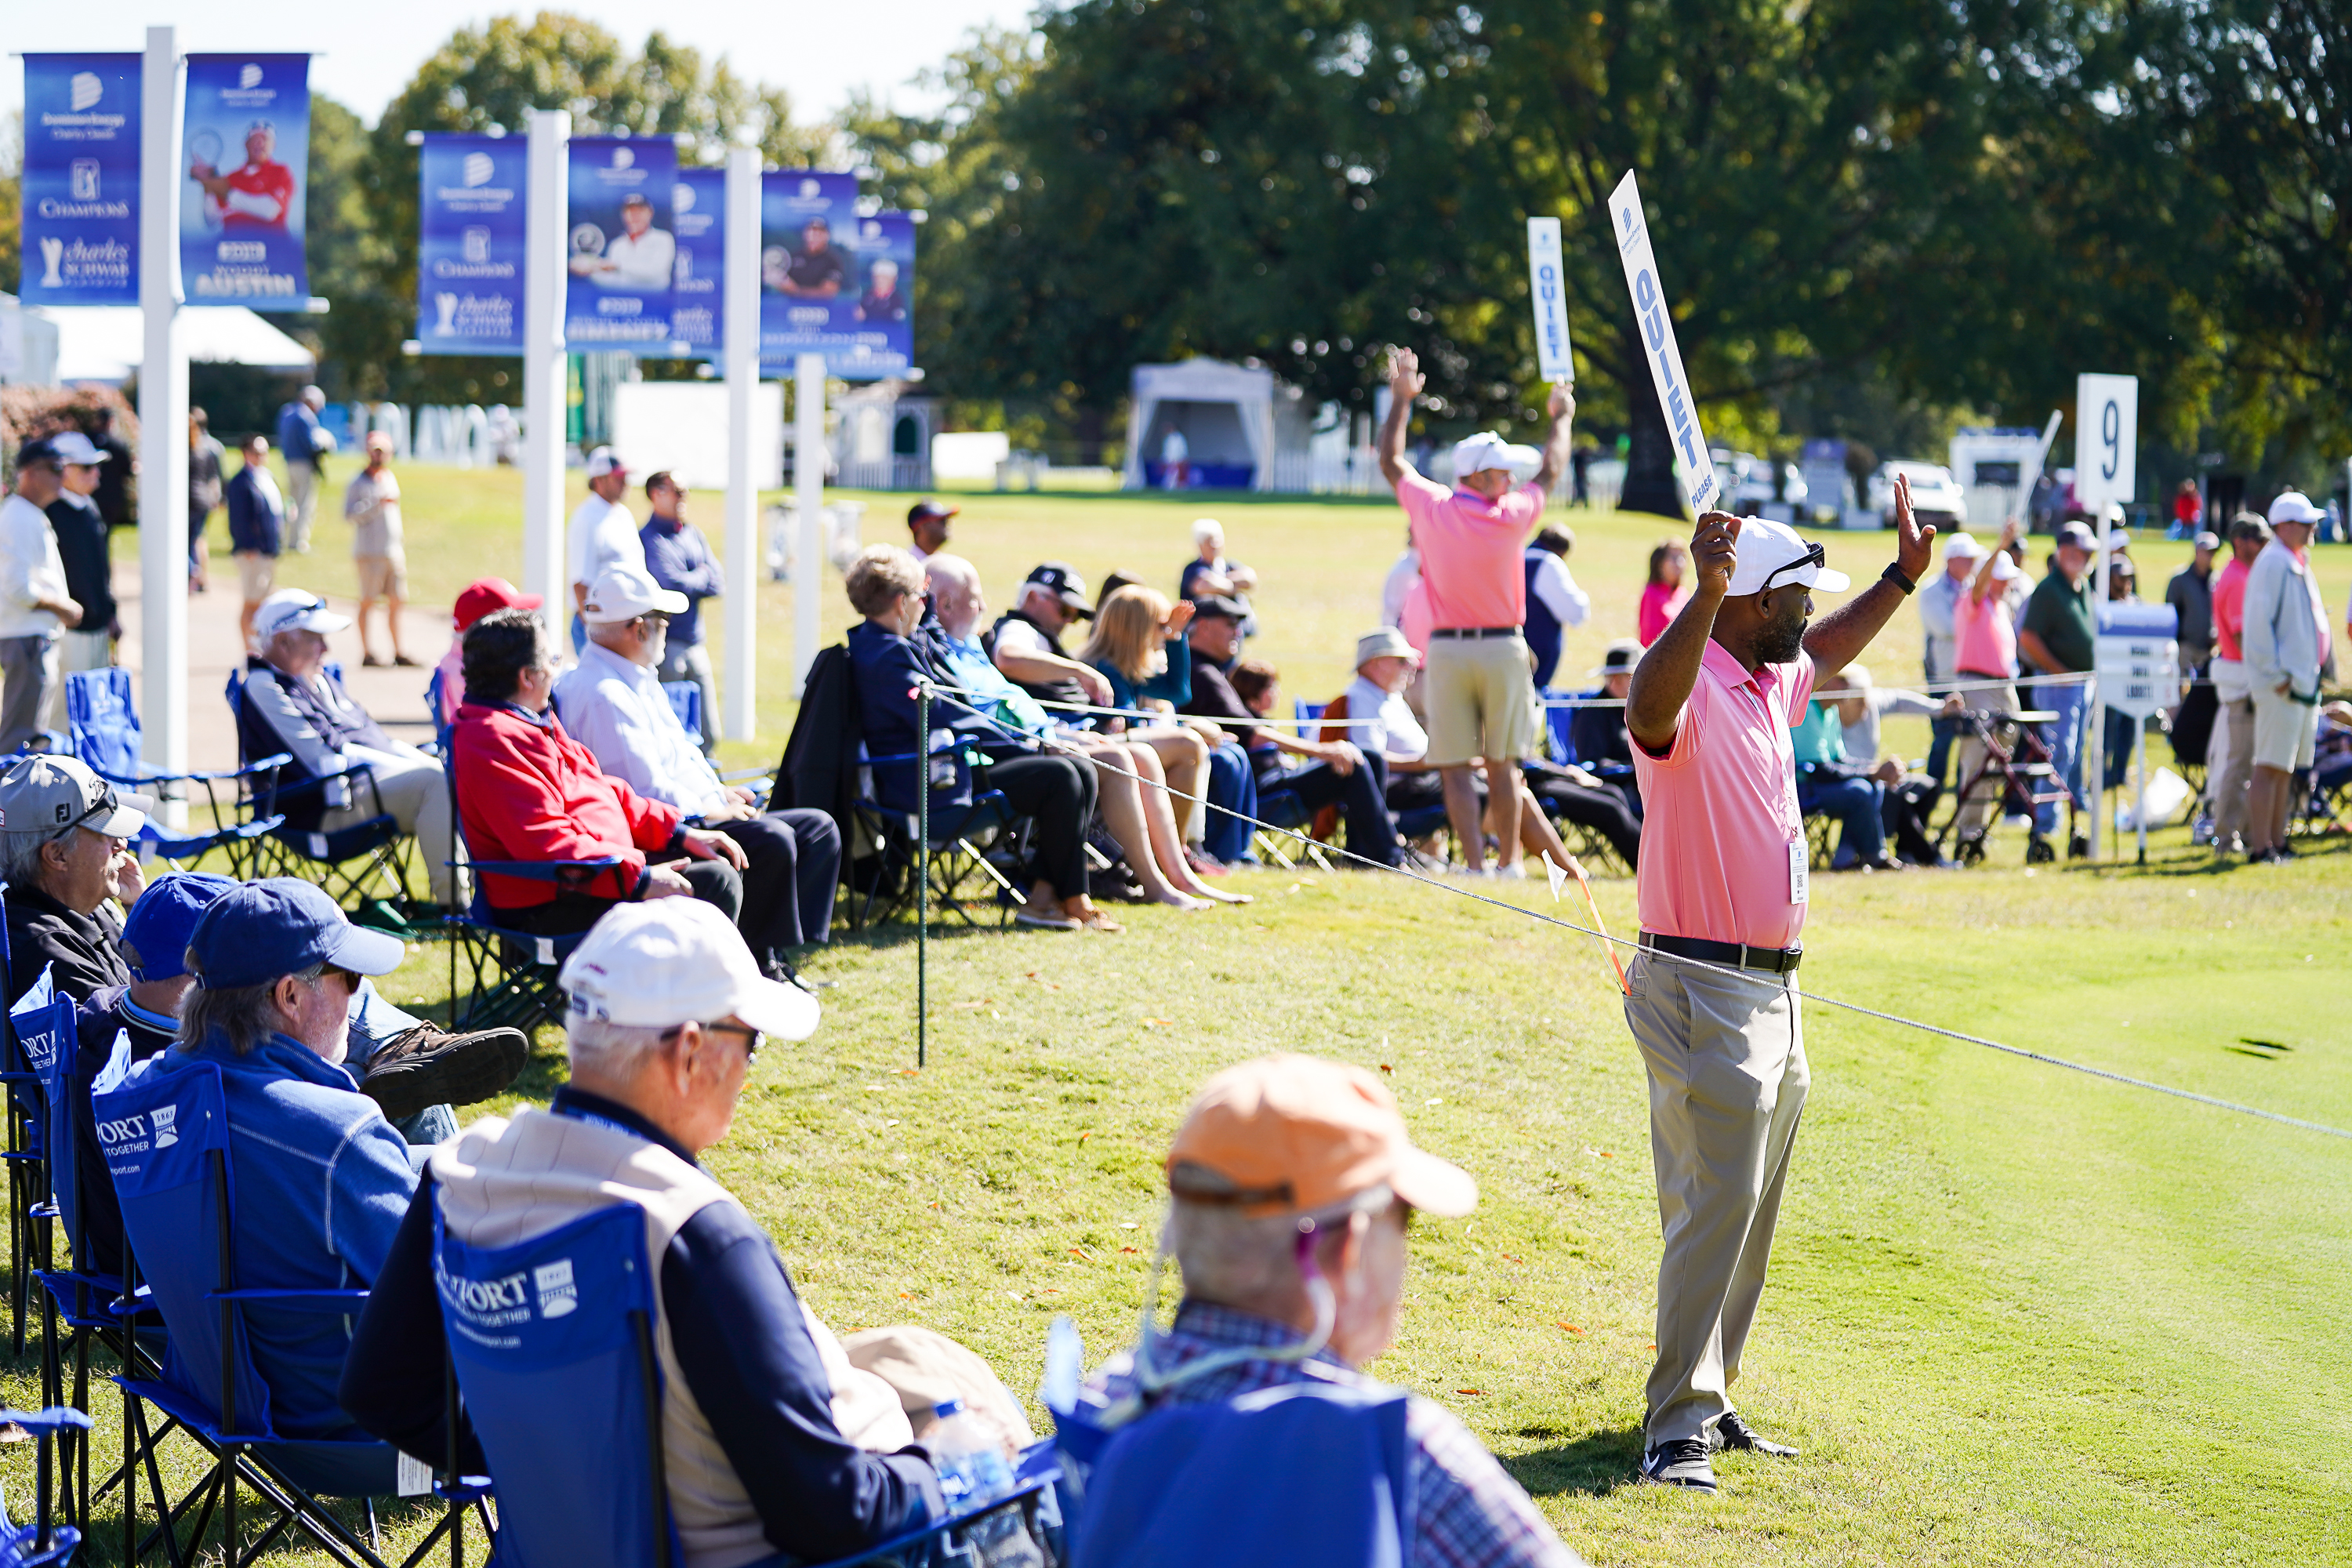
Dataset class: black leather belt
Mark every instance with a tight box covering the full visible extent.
[1639,932,1803,975]
[1428,626,1524,640]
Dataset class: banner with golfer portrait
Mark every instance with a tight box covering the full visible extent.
[757,170,857,374]
[181,54,311,308]
[670,165,725,358]
[565,136,678,347]
[20,54,142,307]
[416,133,527,354]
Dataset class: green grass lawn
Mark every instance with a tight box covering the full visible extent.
[53,474,2352,1563]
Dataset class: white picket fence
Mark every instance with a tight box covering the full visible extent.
[344,402,521,468]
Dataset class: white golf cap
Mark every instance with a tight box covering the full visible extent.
[2104,531,2132,554]
[1450,431,1540,480]
[252,589,353,638]
[583,563,689,624]
[1941,532,1984,561]
[1723,515,1852,597]
[2268,490,2324,528]
[585,446,629,478]
[47,432,108,466]
[1989,553,2023,582]
[560,899,820,1042]
[0,753,151,841]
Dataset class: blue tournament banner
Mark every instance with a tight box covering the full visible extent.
[21,55,142,307]
[670,166,724,358]
[181,55,311,308]
[565,136,678,347]
[757,171,860,375]
[416,134,527,354]
[840,212,916,379]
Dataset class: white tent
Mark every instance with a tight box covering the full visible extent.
[1125,358,1276,492]
[35,306,315,386]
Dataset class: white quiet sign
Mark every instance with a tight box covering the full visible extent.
[2073,373,2138,516]
[1526,216,1574,383]
[1608,170,1719,513]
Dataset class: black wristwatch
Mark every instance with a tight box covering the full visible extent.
[1881,562,1917,595]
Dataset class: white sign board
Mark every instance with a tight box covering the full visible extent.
[2095,601,2178,720]
[2073,373,2138,515]
[611,380,784,490]
[1526,216,1574,383]
[1608,172,1718,512]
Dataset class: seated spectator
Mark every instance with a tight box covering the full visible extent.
[451,607,750,941]
[1813,666,1952,866]
[1523,524,1591,688]
[434,576,543,728]
[239,590,458,911]
[922,553,1239,909]
[1792,691,1899,872]
[557,564,842,978]
[1,753,147,1004]
[991,561,1111,714]
[343,901,1014,1567]
[845,547,1117,931]
[74,874,518,1273]
[1568,641,1639,774]
[1179,517,1259,619]
[100,880,419,1443]
[1637,540,1693,647]
[1078,584,1232,876]
[1222,656,1404,869]
[1081,1054,1584,1568]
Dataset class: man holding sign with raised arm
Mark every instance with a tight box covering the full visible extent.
[1621,480,1933,1493]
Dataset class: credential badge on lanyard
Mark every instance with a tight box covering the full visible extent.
[1788,838,1809,906]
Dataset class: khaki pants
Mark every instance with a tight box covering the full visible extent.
[328,748,456,907]
[1624,948,1808,1446]
[286,459,321,553]
[2207,682,2255,847]
[1951,681,2019,837]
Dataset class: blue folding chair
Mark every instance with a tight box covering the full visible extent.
[97,1062,476,1567]
[850,735,1021,930]
[0,1406,93,1566]
[441,854,620,1036]
[1064,1381,1413,1568]
[436,1199,1057,1568]
[661,681,702,750]
[64,667,286,874]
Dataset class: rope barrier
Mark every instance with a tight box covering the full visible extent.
[903,676,2351,1142]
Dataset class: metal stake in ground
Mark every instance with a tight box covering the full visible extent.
[917,681,930,1069]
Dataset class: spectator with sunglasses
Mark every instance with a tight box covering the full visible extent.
[0,753,149,1006]
[99,879,423,1443]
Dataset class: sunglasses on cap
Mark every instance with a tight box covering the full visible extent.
[1758,542,1827,594]
[53,783,125,844]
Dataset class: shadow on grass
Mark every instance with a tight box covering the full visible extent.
[1500,1421,1647,1497]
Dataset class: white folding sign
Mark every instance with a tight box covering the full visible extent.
[1608,171,1718,512]
[1526,216,1574,383]
[2073,373,2138,515]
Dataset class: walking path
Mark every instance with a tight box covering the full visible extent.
[112,556,452,771]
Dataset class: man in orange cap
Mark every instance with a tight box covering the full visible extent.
[1084,1054,1584,1567]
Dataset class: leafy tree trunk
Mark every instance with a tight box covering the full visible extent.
[1617,336,1684,520]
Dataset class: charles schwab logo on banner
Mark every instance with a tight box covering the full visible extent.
[564,136,679,346]
[181,54,314,309]
[416,132,527,354]
[20,53,141,306]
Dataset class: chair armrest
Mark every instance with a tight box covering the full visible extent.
[465,858,625,881]
[212,1287,372,1312]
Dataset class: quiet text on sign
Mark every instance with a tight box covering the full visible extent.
[1607,171,1717,513]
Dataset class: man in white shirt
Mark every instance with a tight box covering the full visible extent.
[0,439,85,753]
[2241,491,2332,862]
[572,193,677,292]
[555,564,840,980]
[567,446,644,652]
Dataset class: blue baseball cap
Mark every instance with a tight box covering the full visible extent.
[119,872,238,983]
[184,878,406,991]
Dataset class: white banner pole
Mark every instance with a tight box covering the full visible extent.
[720,147,760,743]
[138,26,190,827]
[521,109,571,636]
[1606,172,1719,515]
[792,352,826,696]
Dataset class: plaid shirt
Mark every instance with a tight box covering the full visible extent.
[1085,1301,1584,1568]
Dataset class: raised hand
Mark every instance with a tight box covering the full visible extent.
[1891,473,1936,580]
[1691,510,1741,597]
[1388,347,1426,401]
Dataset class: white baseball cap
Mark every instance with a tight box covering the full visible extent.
[585,446,629,478]
[583,564,689,624]
[1450,431,1540,480]
[252,589,353,638]
[46,431,108,466]
[1723,515,1852,597]
[1988,553,2023,583]
[2268,491,2324,528]
[1941,532,1984,561]
[560,899,820,1041]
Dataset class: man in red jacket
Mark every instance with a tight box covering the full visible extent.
[450,608,750,946]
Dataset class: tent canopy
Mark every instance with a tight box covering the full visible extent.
[1126,358,1275,491]
[38,306,315,386]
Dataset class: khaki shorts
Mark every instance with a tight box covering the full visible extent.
[356,550,408,601]
[1422,633,1541,766]
[236,550,276,603]
[2250,684,2319,771]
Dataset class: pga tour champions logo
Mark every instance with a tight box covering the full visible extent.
[70,72,104,112]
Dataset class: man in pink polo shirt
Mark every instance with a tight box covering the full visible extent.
[1621,480,1933,1494]
[1377,347,1575,874]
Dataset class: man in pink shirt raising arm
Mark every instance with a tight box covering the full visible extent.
[1378,348,1575,874]
[1619,479,1934,1494]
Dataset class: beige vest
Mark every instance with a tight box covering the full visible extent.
[431,1108,905,1568]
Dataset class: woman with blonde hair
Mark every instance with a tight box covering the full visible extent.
[1081,586,1240,882]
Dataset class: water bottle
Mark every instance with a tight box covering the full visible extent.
[930,1399,1037,1566]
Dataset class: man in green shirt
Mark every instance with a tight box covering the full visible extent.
[2016,521,2096,858]
[1791,694,1895,870]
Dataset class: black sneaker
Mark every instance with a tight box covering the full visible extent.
[360,1024,528,1120]
[1639,1438,1717,1492]
[1711,1410,1799,1457]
